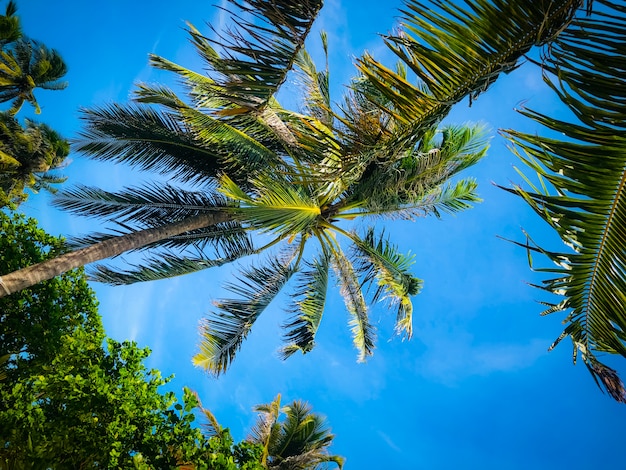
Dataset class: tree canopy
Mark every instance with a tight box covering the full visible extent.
[0,211,266,468]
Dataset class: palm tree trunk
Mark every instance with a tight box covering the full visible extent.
[0,211,230,297]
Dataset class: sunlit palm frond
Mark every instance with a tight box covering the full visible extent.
[358,0,587,144]
[219,173,321,238]
[332,246,375,362]
[351,228,422,339]
[180,106,282,175]
[53,183,229,225]
[281,250,331,358]
[250,394,283,465]
[0,39,67,114]
[133,83,188,110]
[74,104,222,184]
[194,247,300,375]
[500,0,626,402]
[250,396,343,470]
[146,49,226,111]
[189,389,225,440]
[295,31,333,128]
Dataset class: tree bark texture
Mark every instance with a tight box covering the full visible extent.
[0,212,230,297]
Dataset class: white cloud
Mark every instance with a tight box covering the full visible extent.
[414,334,548,385]
[378,431,402,453]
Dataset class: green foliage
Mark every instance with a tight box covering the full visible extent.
[0,112,69,206]
[0,1,69,206]
[500,0,626,401]
[0,211,265,468]
[249,394,344,470]
[0,210,98,367]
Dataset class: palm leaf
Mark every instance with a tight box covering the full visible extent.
[250,394,283,465]
[281,250,331,358]
[351,228,422,339]
[294,31,333,127]
[194,246,300,375]
[345,124,487,217]
[194,0,324,112]
[74,104,223,184]
[53,183,230,226]
[219,173,321,238]
[357,0,587,146]
[500,0,626,402]
[88,239,255,285]
[331,245,375,362]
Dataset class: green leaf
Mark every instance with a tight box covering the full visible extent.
[500,0,626,402]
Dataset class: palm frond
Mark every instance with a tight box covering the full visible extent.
[191,390,225,440]
[194,246,300,375]
[250,394,283,464]
[250,396,343,470]
[179,105,282,175]
[357,0,587,146]
[346,124,487,216]
[88,240,255,285]
[281,250,331,358]
[295,31,333,127]
[351,228,422,339]
[193,0,324,112]
[331,246,375,362]
[53,183,229,226]
[500,0,626,402]
[219,173,321,238]
[74,104,223,184]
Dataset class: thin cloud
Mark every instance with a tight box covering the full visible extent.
[415,335,548,385]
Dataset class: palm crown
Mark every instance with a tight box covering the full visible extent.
[54,0,488,374]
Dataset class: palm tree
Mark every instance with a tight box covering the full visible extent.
[0,1,21,45]
[0,37,67,114]
[499,0,626,402]
[249,394,344,470]
[0,0,585,373]
[0,111,69,206]
[193,392,342,469]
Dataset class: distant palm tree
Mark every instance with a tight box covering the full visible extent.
[499,0,626,402]
[0,38,67,114]
[0,0,585,373]
[0,1,21,44]
[249,394,343,470]
[0,111,68,206]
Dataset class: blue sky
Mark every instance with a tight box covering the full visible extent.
[14,1,626,468]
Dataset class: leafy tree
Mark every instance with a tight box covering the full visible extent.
[0,0,584,374]
[0,211,265,469]
[499,0,626,402]
[0,210,99,368]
